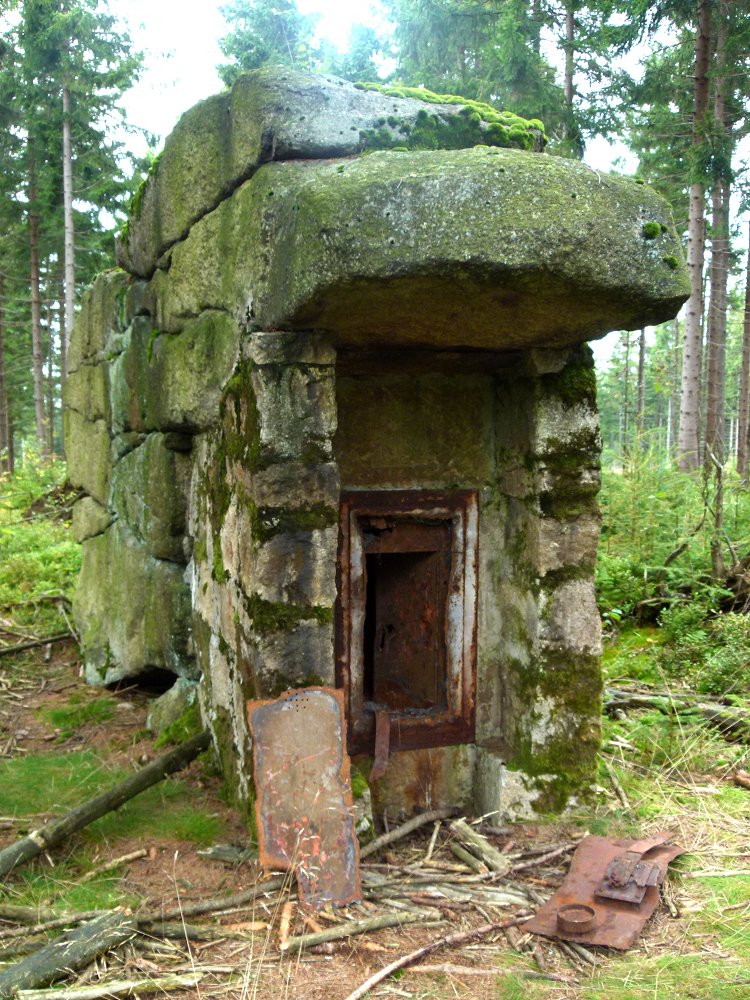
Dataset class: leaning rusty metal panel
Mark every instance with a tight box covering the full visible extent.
[526,834,685,950]
[247,687,362,910]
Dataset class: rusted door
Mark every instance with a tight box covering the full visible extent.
[337,491,478,755]
[365,521,451,712]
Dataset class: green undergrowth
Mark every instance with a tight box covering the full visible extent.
[0,750,223,911]
[0,454,80,636]
[41,695,118,739]
[597,453,750,621]
[605,620,750,700]
[568,616,750,998]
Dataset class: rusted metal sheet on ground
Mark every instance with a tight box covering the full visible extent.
[248,686,362,911]
[526,832,685,950]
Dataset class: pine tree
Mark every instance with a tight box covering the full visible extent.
[217,0,320,86]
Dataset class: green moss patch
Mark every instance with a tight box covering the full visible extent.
[355,82,546,152]
[244,594,333,636]
[154,701,202,749]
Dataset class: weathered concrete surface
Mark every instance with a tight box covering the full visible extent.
[117,69,544,278]
[74,522,195,686]
[159,146,689,348]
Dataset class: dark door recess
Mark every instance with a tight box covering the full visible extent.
[337,491,478,756]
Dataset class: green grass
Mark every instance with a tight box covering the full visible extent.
[0,751,224,911]
[583,955,750,999]
[42,696,118,739]
[603,625,665,685]
[0,750,223,846]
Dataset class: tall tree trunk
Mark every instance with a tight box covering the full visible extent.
[677,0,712,470]
[705,180,730,467]
[562,2,575,148]
[28,150,47,453]
[668,318,681,460]
[636,328,646,441]
[530,0,543,55]
[0,272,9,474]
[739,223,750,482]
[62,78,74,385]
[44,265,55,456]
[622,331,631,454]
[704,3,729,470]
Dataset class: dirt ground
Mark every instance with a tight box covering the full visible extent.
[0,637,745,1000]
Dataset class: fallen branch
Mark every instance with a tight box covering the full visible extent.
[359,808,458,860]
[0,634,71,658]
[0,595,70,609]
[138,921,234,941]
[0,877,288,943]
[699,706,750,743]
[281,912,430,954]
[0,732,210,879]
[15,973,201,1000]
[604,690,750,744]
[344,913,532,1000]
[449,819,511,875]
[149,875,286,923]
[601,757,632,812]
[509,844,576,873]
[0,911,136,999]
[76,849,147,886]
[449,843,488,874]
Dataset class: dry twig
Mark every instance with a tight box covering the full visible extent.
[344,913,532,1000]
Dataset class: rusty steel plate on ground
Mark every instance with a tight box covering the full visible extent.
[247,686,362,911]
[526,833,685,950]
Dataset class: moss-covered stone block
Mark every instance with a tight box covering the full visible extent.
[255,149,690,346]
[67,269,130,374]
[117,67,548,279]
[110,433,191,562]
[74,521,195,685]
[110,311,240,434]
[71,496,114,543]
[163,144,689,348]
[63,361,110,425]
[64,409,111,505]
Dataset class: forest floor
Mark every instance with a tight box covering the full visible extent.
[0,614,748,999]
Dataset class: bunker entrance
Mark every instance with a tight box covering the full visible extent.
[337,491,478,756]
[362,521,451,714]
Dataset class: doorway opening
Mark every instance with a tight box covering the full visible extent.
[336,491,478,755]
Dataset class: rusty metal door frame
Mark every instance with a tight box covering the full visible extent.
[336,490,478,755]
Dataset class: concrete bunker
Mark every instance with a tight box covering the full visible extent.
[64,68,690,822]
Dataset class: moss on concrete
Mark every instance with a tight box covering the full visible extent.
[154,700,202,749]
[249,502,338,543]
[356,88,546,152]
[243,594,333,636]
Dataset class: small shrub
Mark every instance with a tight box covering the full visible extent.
[699,613,750,695]
[658,600,710,642]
